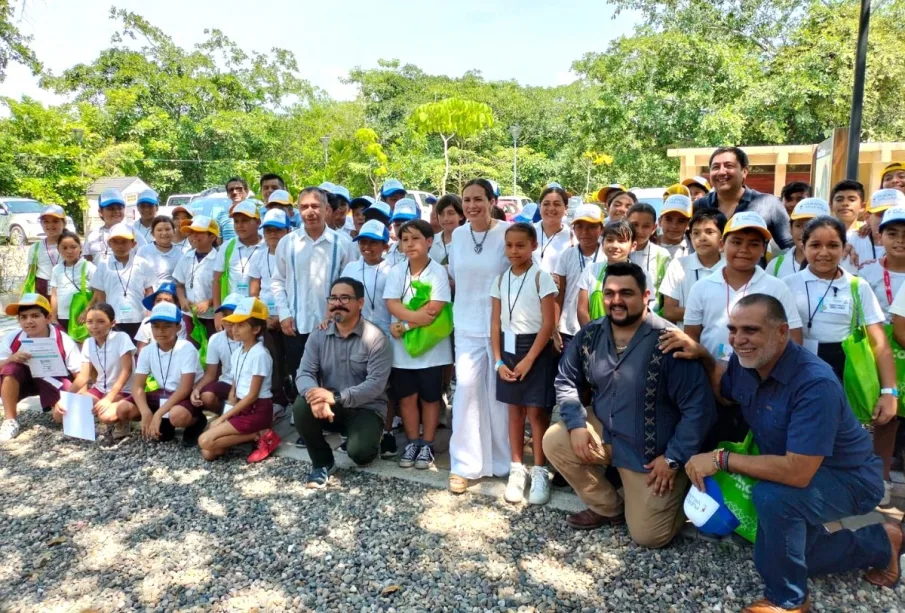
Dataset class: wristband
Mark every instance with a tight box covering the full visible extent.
[880,387,899,398]
[494,359,505,372]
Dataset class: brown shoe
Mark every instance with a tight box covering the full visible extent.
[742,596,809,613]
[864,521,904,588]
[566,508,625,531]
[448,474,468,495]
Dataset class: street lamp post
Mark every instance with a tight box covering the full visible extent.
[319,136,331,168]
[510,124,522,196]
[846,0,871,180]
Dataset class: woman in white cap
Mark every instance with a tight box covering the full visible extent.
[447,178,511,494]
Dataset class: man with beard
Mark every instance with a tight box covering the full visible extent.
[675,294,902,613]
[294,278,392,489]
[542,261,716,548]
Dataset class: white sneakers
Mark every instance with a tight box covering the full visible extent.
[0,419,20,442]
[880,480,892,506]
[504,463,552,505]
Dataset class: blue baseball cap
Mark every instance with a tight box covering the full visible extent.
[364,201,392,224]
[391,198,420,223]
[350,195,374,210]
[318,181,337,194]
[488,179,501,197]
[136,189,159,206]
[333,185,351,204]
[683,476,741,538]
[545,182,563,190]
[147,302,183,325]
[98,188,126,208]
[354,219,390,243]
[514,203,540,224]
[425,195,438,205]
[261,208,290,230]
[216,293,244,314]
[142,282,179,312]
[380,179,405,198]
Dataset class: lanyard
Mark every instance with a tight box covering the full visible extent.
[724,270,752,320]
[64,260,83,291]
[189,250,209,289]
[882,260,894,304]
[44,239,59,267]
[157,345,175,392]
[265,252,275,279]
[113,257,134,298]
[539,226,563,260]
[94,333,109,391]
[403,261,428,302]
[507,265,531,323]
[234,346,252,391]
[577,244,600,272]
[138,223,152,241]
[237,244,260,275]
[805,273,839,330]
[361,260,380,311]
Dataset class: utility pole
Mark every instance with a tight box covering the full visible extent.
[846,0,871,179]
[510,124,522,196]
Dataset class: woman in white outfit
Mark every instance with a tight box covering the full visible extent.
[447,179,512,494]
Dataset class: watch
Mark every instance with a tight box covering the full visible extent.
[880,387,899,398]
[665,457,680,471]
[332,392,343,407]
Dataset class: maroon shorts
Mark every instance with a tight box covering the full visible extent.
[35,278,50,300]
[201,380,231,400]
[0,362,71,408]
[124,389,202,418]
[228,397,274,434]
[87,387,129,401]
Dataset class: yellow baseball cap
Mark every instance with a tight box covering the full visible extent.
[723,211,772,242]
[223,297,269,323]
[597,184,627,204]
[230,200,261,220]
[661,195,693,218]
[107,222,134,241]
[663,184,691,199]
[6,293,51,316]
[181,215,220,238]
[682,175,712,192]
[881,162,905,180]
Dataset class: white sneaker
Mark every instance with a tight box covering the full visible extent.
[0,419,20,442]
[880,480,892,506]
[528,465,552,505]
[504,462,528,503]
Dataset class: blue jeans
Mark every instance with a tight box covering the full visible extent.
[753,457,891,608]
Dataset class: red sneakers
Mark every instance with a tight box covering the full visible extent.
[247,429,281,463]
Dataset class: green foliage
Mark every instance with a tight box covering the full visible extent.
[0,1,41,82]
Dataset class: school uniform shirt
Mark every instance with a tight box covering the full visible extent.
[85,224,148,263]
[172,248,219,320]
[659,253,722,308]
[246,249,280,313]
[80,331,136,394]
[134,316,188,345]
[89,254,154,324]
[555,244,602,336]
[578,260,610,293]
[429,234,454,266]
[684,264,802,362]
[0,328,82,374]
[784,268,884,345]
[214,237,265,297]
[135,339,201,393]
[340,259,392,336]
[272,226,356,335]
[448,221,511,337]
[27,239,61,280]
[767,248,805,279]
[133,221,154,245]
[848,230,884,269]
[533,222,575,274]
[385,243,408,267]
[629,241,672,298]
[858,260,905,322]
[230,342,273,400]
[172,237,191,253]
[205,330,241,384]
[383,259,453,369]
[136,243,183,286]
[660,238,692,260]
[489,264,559,335]
[50,259,96,320]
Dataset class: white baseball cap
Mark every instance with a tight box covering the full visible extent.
[661,195,693,218]
[790,197,831,220]
[572,203,604,224]
[723,211,772,242]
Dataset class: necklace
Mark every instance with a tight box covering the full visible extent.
[470,220,492,254]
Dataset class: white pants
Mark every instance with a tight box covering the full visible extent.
[449,333,511,479]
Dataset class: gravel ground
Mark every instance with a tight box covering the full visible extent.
[1,411,903,613]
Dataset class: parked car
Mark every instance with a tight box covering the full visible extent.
[0,198,78,244]
[629,187,667,216]
[406,190,439,221]
[165,194,194,208]
[187,196,236,241]
[498,196,532,221]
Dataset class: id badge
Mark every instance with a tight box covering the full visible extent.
[119,303,134,319]
[821,297,851,316]
[237,282,250,296]
[503,329,516,355]
[159,393,170,420]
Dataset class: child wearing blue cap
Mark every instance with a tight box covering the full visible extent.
[386,198,421,266]
[133,283,188,352]
[191,294,243,416]
[133,189,159,244]
[116,302,205,445]
[380,179,406,211]
[249,209,291,321]
[85,188,148,264]
[348,196,374,239]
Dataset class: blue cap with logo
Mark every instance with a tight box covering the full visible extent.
[148,302,183,325]
[354,219,391,243]
[318,181,337,194]
[380,179,405,198]
[261,208,291,230]
[98,188,126,209]
[142,282,179,312]
[216,293,244,314]
[333,185,351,204]
[391,198,420,223]
[364,201,392,224]
[350,195,375,210]
[683,476,741,538]
[136,189,159,206]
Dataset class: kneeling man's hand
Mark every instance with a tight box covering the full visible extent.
[684,453,718,493]
[644,455,677,497]
[570,427,602,464]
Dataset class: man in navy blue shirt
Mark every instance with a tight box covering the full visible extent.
[675,294,902,613]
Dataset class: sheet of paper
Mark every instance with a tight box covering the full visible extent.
[61,392,96,441]
[20,337,69,378]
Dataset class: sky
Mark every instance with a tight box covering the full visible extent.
[1,0,639,104]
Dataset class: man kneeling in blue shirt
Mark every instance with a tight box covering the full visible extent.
[671,294,902,613]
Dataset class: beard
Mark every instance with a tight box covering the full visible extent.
[331,310,348,322]
[609,307,645,328]
[736,335,780,370]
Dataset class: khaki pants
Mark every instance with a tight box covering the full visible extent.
[543,412,688,548]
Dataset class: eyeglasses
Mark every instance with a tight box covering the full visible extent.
[327,295,356,305]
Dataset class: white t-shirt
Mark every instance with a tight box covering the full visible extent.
[173,248,219,319]
[214,237,265,297]
[555,244,602,336]
[248,249,278,313]
[230,342,273,400]
[629,241,672,296]
[858,260,905,322]
[490,265,559,336]
[85,223,148,263]
[684,264,802,362]
[660,238,692,260]
[784,267,885,343]
[50,259,96,319]
[448,221,511,337]
[0,327,82,374]
[385,243,408,268]
[136,243,183,286]
[383,259,453,369]
[533,222,574,274]
[135,339,201,393]
[89,254,154,323]
[27,239,61,280]
[134,316,188,345]
[133,220,155,245]
[429,234,454,265]
[341,259,392,336]
[660,253,722,307]
[205,330,240,383]
[81,330,136,394]
[766,248,805,279]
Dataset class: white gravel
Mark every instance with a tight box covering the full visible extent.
[1,410,903,612]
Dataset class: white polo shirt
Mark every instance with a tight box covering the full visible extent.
[50,259,96,319]
[137,243,183,286]
[173,248,219,319]
[385,243,407,267]
[135,339,201,393]
[858,260,905,322]
[214,237,265,297]
[248,249,278,312]
[27,239,61,280]
[660,238,692,260]
[533,222,574,274]
[230,342,273,400]
[767,248,805,279]
[629,241,672,297]
[340,259,392,336]
[554,244,602,336]
[490,265,559,335]
[134,316,187,346]
[89,254,154,324]
[85,223,148,263]
[848,230,884,269]
[205,330,241,383]
[684,264,802,362]
[784,267,884,344]
[660,253,722,308]
[81,330,136,394]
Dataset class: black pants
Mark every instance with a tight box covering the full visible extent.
[294,396,384,468]
[283,333,310,400]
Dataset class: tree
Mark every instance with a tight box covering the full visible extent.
[0,1,41,82]
[410,98,494,194]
